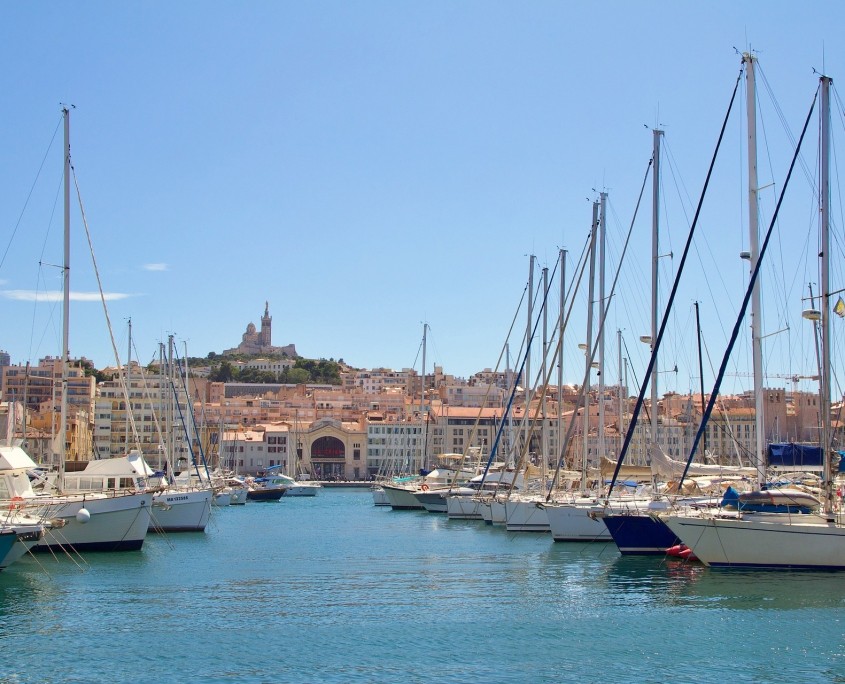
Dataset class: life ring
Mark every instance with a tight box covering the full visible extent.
[420,484,429,492]
[9,496,24,511]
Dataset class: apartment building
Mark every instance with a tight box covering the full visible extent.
[94,375,191,469]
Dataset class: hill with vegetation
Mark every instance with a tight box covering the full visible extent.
[198,353,346,385]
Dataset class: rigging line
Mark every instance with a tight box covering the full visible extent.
[546,157,654,497]
[27,175,64,364]
[70,165,142,448]
[755,73,795,340]
[757,63,816,190]
[829,99,845,284]
[620,334,646,429]
[606,61,745,502]
[0,117,63,274]
[832,87,845,243]
[678,82,819,490]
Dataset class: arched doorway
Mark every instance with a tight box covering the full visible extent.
[311,436,346,480]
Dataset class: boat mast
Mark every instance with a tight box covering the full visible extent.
[526,255,535,462]
[694,301,707,456]
[125,318,132,450]
[59,106,71,481]
[557,249,566,486]
[650,128,662,455]
[599,191,607,466]
[618,329,624,457]
[541,265,549,483]
[819,73,833,517]
[419,322,427,473]
[744,52,766,488]
[582,200,599,493]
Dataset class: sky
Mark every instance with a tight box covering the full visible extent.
[1,2,844,398]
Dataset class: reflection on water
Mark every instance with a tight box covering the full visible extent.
[599,554,845,611]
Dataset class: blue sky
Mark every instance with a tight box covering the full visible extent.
[1,2,843,398]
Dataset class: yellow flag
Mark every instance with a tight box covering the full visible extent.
[835,297,845,318]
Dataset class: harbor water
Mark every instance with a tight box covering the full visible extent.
[2,488,844,683]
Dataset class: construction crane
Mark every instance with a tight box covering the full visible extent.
[726,372,820,395]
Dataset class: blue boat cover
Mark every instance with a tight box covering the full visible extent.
[766,443,823,468]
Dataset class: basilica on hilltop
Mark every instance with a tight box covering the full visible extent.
[223,302,297,357]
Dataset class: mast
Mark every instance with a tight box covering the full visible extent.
[419,322,427,473]
[557,249,566,484]
[541,265,549,483]
[59,106,71,481]
[168,335,176,472]
[125,318,132,449]
[618,329,624,457]
[599,191,607,465]
[582,201,599,493]
[650,128,663,454]
[694,302,707,456]
[158,342,165,470]
[184,340,195,470]
[526,255,535,442]
[744,52,766,488]
[505,343,513,466]
[819,73,833,516]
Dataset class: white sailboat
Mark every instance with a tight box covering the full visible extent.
[3,108,154,553]
[662,62,845,569]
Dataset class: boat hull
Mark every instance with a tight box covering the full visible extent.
[35,492,153,552]
[150,489,213,532]
[229,488,249,505]
[505,499,550,532]
[212,491,231,507]
[662,512,845,569]
[601,513,680,555]
[285,484,320,497]
[0,527,41,569]
[544,501,610,541]
[371,487,390,506]
[446,494,485,519]
[414,490,448,513]
[246,488,285,501]
[382,484,424,510]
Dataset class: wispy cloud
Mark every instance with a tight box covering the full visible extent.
[143,263,168,272]
[1,290,132,302]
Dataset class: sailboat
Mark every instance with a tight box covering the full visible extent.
[0,108,154,552]
[661,68,845,569]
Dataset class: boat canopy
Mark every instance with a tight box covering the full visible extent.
[767,443,823,469]
[0,445,39,471]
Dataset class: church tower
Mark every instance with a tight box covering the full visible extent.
[260,301,272,348]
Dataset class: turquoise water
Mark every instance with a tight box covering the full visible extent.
[2,488,844,683]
